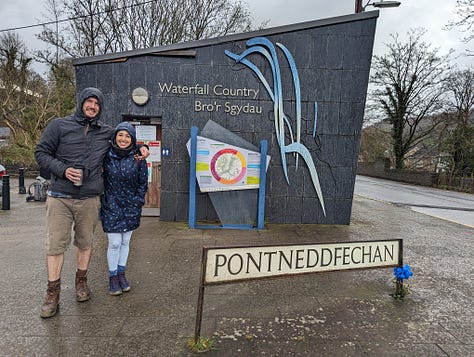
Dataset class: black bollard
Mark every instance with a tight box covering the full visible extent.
[2,175,10,210]
[18,168,26,194]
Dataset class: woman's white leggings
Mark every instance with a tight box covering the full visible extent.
[107,231,133,272]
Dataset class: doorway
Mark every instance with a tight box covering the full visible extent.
[123,115,162,212]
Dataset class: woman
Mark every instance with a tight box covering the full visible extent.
[101,122,148,295]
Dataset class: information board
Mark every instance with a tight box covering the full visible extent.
[186,136,270,192]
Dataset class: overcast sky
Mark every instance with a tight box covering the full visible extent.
[0,0,472,75]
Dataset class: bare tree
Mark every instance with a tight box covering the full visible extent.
[47,57,76,117]
[0,32,56,166]
[35,1,76,118]
[443,69,474,172]
[369,29,452,169]
[186,0,251,40]
[38,0,253,59]
[0,32,34,136]
[36,0,67,68]
[446,0,474,50]
[104,0,188,51]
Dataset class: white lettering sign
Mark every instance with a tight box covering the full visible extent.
[156,82,263,115]
[157,82,259,99]
[136,125,156,141]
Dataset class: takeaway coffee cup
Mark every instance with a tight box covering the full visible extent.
[73,167,84,187]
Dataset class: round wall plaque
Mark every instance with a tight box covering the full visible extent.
[132,87,149,105]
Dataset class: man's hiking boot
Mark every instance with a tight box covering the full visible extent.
[75,269,91,302]
[40,279,60,318]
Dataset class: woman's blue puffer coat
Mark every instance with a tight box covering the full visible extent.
[100,122,148,233]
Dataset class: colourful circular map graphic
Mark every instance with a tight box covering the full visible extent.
[210,148,247,184]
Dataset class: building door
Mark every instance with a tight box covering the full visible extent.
[124,116,162,210]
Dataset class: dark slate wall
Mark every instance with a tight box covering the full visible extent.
[75,16,377,225]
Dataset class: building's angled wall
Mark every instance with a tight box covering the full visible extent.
[75,14,377,224]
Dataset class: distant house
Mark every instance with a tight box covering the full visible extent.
[0,127,10,147]
[405,147,452,172]
[0,127,10,138]
[0,81,42,98]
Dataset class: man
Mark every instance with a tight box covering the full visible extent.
[35,87,148,318]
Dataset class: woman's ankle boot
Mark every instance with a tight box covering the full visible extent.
[117,271,131,292]
[109,275,122,295]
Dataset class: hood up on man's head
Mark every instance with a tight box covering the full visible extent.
[75,87,104,121]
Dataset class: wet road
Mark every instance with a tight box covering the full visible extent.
[354,175,474,228]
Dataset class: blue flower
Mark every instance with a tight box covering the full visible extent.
[394,264,413,281]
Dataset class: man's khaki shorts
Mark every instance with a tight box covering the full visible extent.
[45,196,101,255]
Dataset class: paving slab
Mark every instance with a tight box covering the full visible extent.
[0,179,473,356]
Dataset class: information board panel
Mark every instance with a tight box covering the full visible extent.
[186,136,270,192]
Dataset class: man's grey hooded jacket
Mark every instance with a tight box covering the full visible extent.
[35,87,113,198]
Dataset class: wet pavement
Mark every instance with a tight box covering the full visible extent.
[0,178,473,356]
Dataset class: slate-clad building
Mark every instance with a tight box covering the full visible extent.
[73,11,378,225]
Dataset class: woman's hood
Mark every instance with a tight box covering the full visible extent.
[112,121,137,149]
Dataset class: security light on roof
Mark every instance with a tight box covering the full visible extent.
[371,1,401,8]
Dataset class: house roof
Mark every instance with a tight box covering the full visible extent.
[73,11,378,66]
